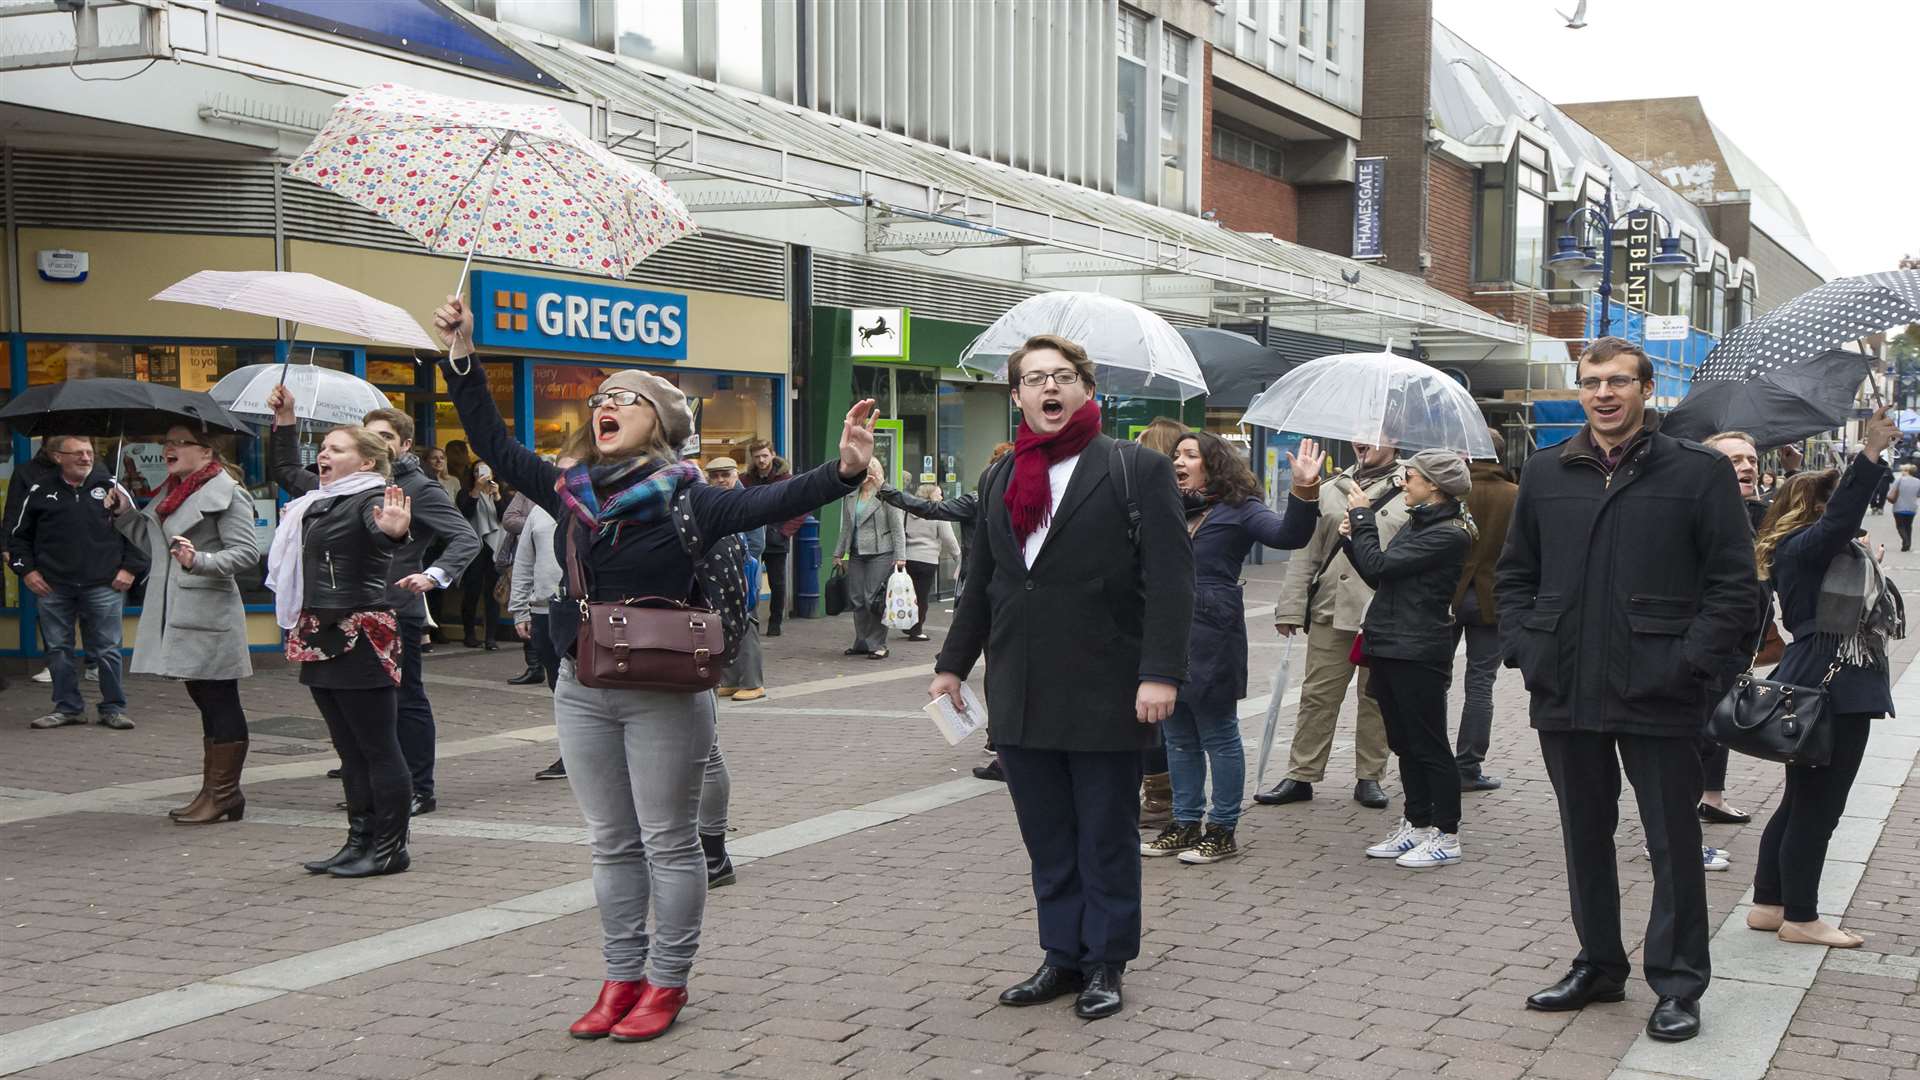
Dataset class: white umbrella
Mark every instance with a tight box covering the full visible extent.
[1252,636,1297,789]
[1242,349,1496,458]
[152,271,437,351]
[960,292,1208,400]
[211,364,392,429]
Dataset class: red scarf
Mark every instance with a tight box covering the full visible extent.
[1004,400,1102,542]
[154,461,222,520]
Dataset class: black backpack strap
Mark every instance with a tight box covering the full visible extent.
[1111,440,1141,548]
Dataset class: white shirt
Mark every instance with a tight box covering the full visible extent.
[1022,452,1082,568]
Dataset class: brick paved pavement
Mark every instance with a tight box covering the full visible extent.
[0,525,1917,1080]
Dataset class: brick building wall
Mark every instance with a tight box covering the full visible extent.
[1205,157,1300,239]
[1295,185,1353,256]
[1356,0,1434,278]
[1427,157,1474,302]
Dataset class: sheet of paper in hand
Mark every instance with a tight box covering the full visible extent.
[924,683,988,746]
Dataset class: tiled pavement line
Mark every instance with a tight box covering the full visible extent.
[1610,653,1920,1080]
[0,775,1004,1077]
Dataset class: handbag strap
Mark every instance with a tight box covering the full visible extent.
[565,518,591,614]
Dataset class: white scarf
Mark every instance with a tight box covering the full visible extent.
[267,471,389,630]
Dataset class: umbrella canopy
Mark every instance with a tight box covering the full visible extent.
[960,292,1208,400]
[152,271,437,351]
[1241,350,1497,458]
[1696,270,1920,382]
[287,82,696,283]
[211,364,392,429]
[1664,349,1873,448]
[1177,328,1295,409]
[0,378,248,438]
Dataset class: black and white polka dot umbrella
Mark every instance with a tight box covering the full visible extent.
[1694,270,1920,383]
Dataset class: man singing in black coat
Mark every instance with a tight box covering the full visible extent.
[931,333,1193,1021]
[1496,337,1762,1044]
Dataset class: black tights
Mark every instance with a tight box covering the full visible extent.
[313,687,408,822]
[462,556,500,643]
[1369,657,1460,833]
[185,679,248,743]
[1754,714,1873,922]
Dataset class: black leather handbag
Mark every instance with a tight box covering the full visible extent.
[1705,664,1837,767]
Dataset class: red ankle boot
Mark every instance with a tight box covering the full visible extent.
[608,982,688,1042]
[569,979,645,1039]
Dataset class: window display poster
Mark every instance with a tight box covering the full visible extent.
[180,347,221,392]
[870,420,902,489]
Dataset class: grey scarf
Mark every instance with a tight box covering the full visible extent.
[1815,542,1905,669]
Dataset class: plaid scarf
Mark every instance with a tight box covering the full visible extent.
[1815,540,1905,669]
[555,458,701,533]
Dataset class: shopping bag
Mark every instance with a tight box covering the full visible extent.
[882,568,919,630]
[824,563,850,617]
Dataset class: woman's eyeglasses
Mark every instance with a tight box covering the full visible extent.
[587,390,645,409]
[162,438,209,449]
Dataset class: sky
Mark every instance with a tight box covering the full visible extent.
[1427,0,1917,277]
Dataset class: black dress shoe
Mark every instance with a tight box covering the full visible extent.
[1254,779,1312,805]
[1697,802,1751,824]
[1646,996,1700,1042]
[483,641,500,652]
[765,624,782,638]
[1074,965,1123,1020]
[1461,773,1503,792]
[843,647,870,656]
[326,768,343,780]
[998,964,1085,1006]
[462,638,482,648]
[409,794,437,817]
[972,759,1005,783]
[1526,964,1627,1012]
[1354,780,1389,809]
[507,666,544,685]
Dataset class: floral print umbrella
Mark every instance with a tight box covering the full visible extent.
[287,82,695,285]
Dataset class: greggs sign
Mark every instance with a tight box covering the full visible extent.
[471,270,688,361]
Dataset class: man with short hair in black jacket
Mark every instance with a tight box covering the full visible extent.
[1496,337,1762,1044]
[11,435,148,730]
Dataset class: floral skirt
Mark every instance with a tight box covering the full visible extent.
[288,609,402,689]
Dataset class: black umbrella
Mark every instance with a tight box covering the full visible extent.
[0,378,249,437]
[1695,270,1920,382]
[1177,328,1296,409]
[1664,349,1872,447]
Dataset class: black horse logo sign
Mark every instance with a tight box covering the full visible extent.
[857,315,895,346]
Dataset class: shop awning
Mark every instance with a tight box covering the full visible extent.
[486,28,1527,349]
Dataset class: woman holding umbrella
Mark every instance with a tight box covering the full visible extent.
[430,296,878,1043]
[110,427,262,825]
[1140,433,1322,865]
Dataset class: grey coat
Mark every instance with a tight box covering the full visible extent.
[834,492,906,562]
[116,471,260,681]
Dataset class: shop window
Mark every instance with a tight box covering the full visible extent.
[1709,260,1729,338]
[1160,29,1192,209]
[1116,9,1149,201]
[1298,0,1313,51]
[1473,163,1507,283]
[1473,143,1550,287]
[528,363,774,468]
[1323,0,1337,63]
[1213,123,1285,178]
[433,361,519,467]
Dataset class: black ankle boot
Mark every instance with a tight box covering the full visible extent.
[304,812,372,874]
[329,807,411,878]
[701,832,735,888]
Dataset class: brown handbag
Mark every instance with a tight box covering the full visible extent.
[564,520,725,693]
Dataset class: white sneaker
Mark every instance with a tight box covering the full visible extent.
[1366,818,1428,859]
[31,668,50,684]
[1397,831,1462,869]
[1703,846,1730,872]
[85,665,99,683]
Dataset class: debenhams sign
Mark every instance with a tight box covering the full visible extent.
[471,270,688,361]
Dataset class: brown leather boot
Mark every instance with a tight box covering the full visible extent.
[1140,772,1173,826]
[168,739,215,819]
[175,741,247,825]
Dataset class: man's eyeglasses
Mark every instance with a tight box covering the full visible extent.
[1577,375,1641,393]
[587,390,645,409]
[161,438,208,449]
[1018,370,1083,388]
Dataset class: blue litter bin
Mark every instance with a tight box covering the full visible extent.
[792,515,822,618]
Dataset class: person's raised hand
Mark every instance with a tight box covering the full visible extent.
[432,295,474,357]
[1288,438,1326,490]
[267,385,297,427]
[838,398,879,480]
[374,485,412,539]
[1863,406,1897,459]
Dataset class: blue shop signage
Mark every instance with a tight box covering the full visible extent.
[471,270,688,361]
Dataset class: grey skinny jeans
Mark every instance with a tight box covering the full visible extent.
[554,660,715,988]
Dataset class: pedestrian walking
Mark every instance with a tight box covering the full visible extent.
[1868,468,1892,515]
[705,458,766,703]
[834,462,906,660]
[1256,441,1406,811]
[11,435,145,731]
[931,333,1194,1021]
[500,490,549,685]
[1347,450,1475,870]
[899,479,961,642]
[510,498,568,781]
[741,440,800,637]
[266,388,416,879]
[1452,431,1517,793]
[458,462,505,649]
[1887,464,1920,550]
[109,427,259,822]
[1497,337,1762,1043]
[431,295,876,1043]
[1141,432,1320,865]
[1746,407,1901,949]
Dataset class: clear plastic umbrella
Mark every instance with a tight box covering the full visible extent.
[211,363,392,429]
[1241,349,1496,458]
[959,292,1208,400]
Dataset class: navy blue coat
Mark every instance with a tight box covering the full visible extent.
[1184,495,1319,709]
[1768,453,1895,718]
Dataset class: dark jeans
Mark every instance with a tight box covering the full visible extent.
[38,582,126,717]
[461,555,500,643]
[1897,512,1915,552]
[531,613,560,690]
[1697,739,1729,792]
[763,544,789,628]
[1370,657,1460,833]
[904,560,937,634]
[999,746,1142,969]
[1450,593,1502,776]
[1539,730,1710,1001]
[184,679,248,743]
[395,615,435,798]
[313,686,408,826]
[1754,714,1873,922]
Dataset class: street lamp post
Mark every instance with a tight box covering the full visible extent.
[1545,205,1693,338]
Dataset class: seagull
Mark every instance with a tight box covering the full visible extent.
[1556,0,1588,28]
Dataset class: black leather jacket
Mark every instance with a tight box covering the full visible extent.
[270,426,405,612]
[1344,498,1473,666]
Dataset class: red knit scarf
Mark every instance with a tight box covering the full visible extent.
[154,461,222,520]
[1004,399,1102,542]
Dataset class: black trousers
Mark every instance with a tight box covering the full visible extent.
[313,686,408,827]
[395,615,435,798]
[1370,658,1460,833]
[904,560,937,634]
[1754,714,1873,922]
[530,613,560,691]
[763,544,789,627]
[184,679,248,743]
[1697,738,1729,792]
[998,746,1143,970]
[461,555,500,642]
[1539,731,1710,1001]
[1897,512,1915,552]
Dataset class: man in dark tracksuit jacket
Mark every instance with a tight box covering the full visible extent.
[1496,338,1761,1044]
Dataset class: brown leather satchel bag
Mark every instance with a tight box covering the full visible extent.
[564,522,725,693]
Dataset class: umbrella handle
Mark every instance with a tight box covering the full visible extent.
[444,132,515,378]
[276,321,303,388]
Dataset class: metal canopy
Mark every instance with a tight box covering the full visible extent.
[490,27,1525,347]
